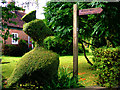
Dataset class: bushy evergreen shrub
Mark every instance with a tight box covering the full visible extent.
[43,36,73,55]
[19,39,29,55]
[44,37,89,55]
[21,10,36,23]
[7,10,59,88]
[23,19,52,46]
[2,40,29,56]
[7,47,59,87]
[92,47,120,88]
[2,44,17,56]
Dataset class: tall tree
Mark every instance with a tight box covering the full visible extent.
[43,1,120,65]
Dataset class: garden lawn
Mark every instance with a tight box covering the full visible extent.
[59,55,97,86]
[2,55,97,86]
[2,56,21,79]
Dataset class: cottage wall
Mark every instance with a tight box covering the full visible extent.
[4,29,28,45]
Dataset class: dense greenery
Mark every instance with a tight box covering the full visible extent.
[92,47,120,88]
[44,67,84,89]
[43,36,88,55]
[43,36,73,55]
[43,1,120,51]
[23,19,52,46]
[2,39,29,56]
[2,55,95,89]
[7,47,59,88]
[21,10,36,23]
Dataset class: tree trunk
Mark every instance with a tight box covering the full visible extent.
[80,41,93,66]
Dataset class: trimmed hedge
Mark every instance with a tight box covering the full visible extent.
[23,19,52,46]
[21,10,36,23]
[92,47,120,88]
[2,44,20,56]
[7,12,59,88]
[2,40,29,56]
[7,47,59,87]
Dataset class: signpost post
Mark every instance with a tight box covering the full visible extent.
[73,4,103,80]
[73,4,78,79]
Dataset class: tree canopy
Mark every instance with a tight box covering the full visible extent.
[43,1,120,48]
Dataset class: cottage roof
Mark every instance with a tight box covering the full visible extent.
[2,11,26,29]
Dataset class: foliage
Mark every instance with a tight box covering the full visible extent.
[43,67,84,89]
[44,1,120,48]
[2,44,20,56]
[7,47,59,88]
[43,36,73,55]
[43,2,74,48]
[21,10,36,23]
[7,11,59,88]
[23,19,52,46]
[78,43,89,53]
[92,47,120,88]
[2,40,29,56]
[43,37,88,55]
[19,39,29,55]
[1,1,23,44]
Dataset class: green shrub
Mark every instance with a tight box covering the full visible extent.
[92,47,120,88]
[8,11,59,89]
[43,36,57,50]
[19,39,29,54]
[43,67,84,90]
[2,44,20,56]
[78,43,89,53]
[7,47,59,88]
[23,19,52,46]
[43,36,73,55]
[2,40,29,56]
[43,38,89,55]
[21,10,36,23]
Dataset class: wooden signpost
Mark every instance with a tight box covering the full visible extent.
[73,4,103,79]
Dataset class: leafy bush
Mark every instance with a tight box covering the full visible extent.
[21,10,36,23]
[43,36,57,50]
[2,40,29,56]
[78,43,89,53]
[2,44,20,56]
[43,67,84,90]
[19,39,29,55]
[7,47,59,88]
[44,37,89,55]
[92,47,120,88]
[43,36,73,55]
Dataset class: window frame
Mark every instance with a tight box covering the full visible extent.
[12,33,18,44]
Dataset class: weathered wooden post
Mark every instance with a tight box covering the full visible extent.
[73,4,103,80]
[73,4,78,79]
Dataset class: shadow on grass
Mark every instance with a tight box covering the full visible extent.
[1,62,10,64]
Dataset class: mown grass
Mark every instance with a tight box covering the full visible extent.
[2,56,21,79]
[2,54,97,87]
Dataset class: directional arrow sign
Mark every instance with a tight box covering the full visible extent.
[79,8,103,15]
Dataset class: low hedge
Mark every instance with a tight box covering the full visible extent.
[2,40,29,56]
[2,44,20,56]
[92,47,120,88]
